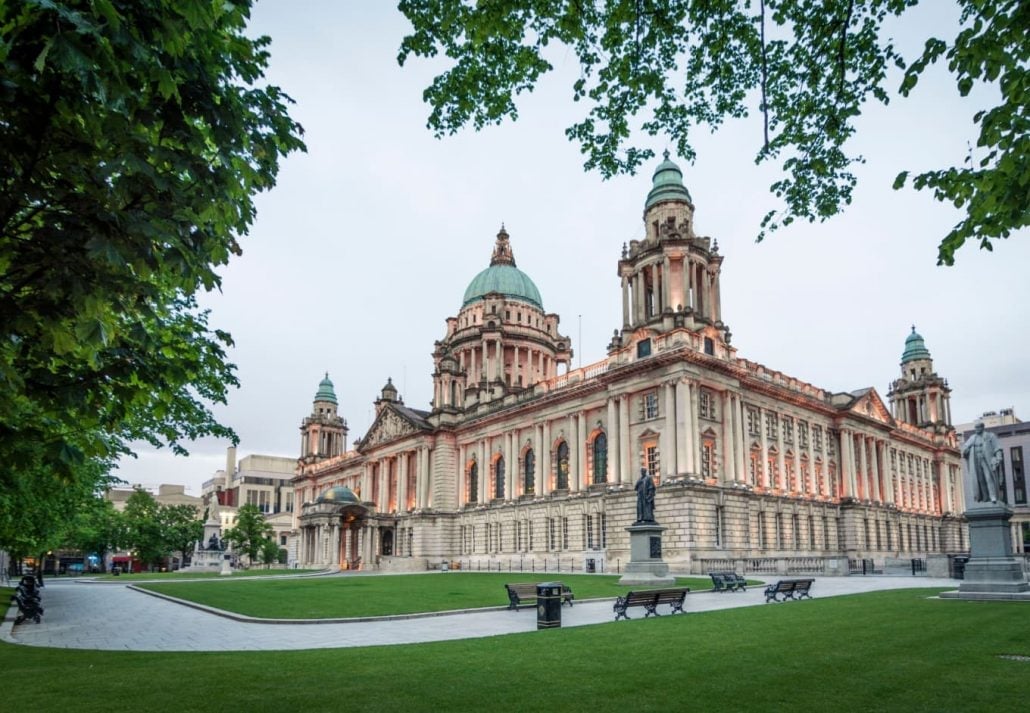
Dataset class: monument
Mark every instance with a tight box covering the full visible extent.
[942,421,1030,600]
[618,469,675,586]
[181,498,231,574]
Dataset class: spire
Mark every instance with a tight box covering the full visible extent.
[645,152,693,209]
[489,224,516,267]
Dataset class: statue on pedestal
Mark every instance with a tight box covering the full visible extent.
[635,468,656,524]
[962,422,1002,504]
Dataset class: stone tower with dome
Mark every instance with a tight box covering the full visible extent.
[291,156,965,575]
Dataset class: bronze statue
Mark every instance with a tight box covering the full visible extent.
[635,468,656,523]
[963,421,1002,504]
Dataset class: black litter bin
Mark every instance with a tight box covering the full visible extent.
[536,582,563,629]
[585,558,596,573]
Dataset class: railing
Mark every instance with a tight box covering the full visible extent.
[746,558,779,574]
[785,557,825,574]
[849,558,877,575]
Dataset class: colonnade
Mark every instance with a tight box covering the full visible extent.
[359,446,433,514]
[621,256,721,326]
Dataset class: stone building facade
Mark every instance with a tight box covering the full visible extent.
[291,156,966,575]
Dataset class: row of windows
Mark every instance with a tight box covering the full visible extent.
[459,515,607,554]
[466,436,610,502]
[639,388,718,422]
[746,409,827,453]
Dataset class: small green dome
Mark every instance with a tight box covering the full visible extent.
[314,373,338,404]
[316,485,359,504]
[901,326,932,363]
[645,151,693,210]
[462,226,543,309]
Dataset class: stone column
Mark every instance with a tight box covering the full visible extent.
[675,380,688,474]
[505,431,514,500]
[607,396,619,484]
[578,411,588,490]
[619,396,632,483]
[663,381,677,477]
[534,424,543,495]
[689,383,701,473]
[759,411,769,489]
[621,275,630,327]
[478,440,488,503]
[735,396,747,484]
[775,419,786,490]
[569,414,580,491]
[398,453,409,512]
[871,439,883,503]
[720,390,733,482]
[541,422,551,495]
[662,256,672,312]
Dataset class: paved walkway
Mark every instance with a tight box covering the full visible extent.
[2,574,956,652]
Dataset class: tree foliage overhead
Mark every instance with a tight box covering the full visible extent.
[398,0,1028,264]
[0,0,304,492]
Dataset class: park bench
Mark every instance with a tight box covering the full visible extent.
[613,587,690,620]
[764,578,815,603]
[504,582,575,611]
[709,572,747,592]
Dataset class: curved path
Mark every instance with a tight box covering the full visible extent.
[2,574,956,652]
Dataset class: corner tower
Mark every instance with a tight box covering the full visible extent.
[887,327,953,430]
[432,226,571,413]
[299,373,348,463]
[613,152,729,349]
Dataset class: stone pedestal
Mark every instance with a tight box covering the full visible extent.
[220,553,233,576]
[941,503,1030,601]
[618,523,675,587]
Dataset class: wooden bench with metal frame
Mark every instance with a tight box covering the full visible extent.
[504,582,575,611]
[613,587,690,621]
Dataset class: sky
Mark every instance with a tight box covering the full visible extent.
[114,1,1030,495]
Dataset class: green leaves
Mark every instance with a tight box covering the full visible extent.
[0,1,303,552]
[399,0,1027,263]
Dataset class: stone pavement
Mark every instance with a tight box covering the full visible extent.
[1,574,956,652]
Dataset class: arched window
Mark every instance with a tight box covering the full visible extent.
[556,441,570,490]
[468,461,478,504]
[592,433,608,484]
[494,456,505,500]
[524,449,535,495]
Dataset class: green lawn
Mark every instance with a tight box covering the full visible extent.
[3,589,1027,712]
[88,568,323,582]
[137,573,713,618]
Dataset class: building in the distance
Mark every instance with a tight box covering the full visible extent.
[203,447,296,556]
[291,155,966,575]
[958,413,1029,555]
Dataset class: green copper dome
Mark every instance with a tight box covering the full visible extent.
[316,485,359,504]
[314,372,338,404]
[645,151,693,209]
[901,326,932,363]
[462,226,543,309]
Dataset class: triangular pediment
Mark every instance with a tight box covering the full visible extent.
[358,404,428,452]
[845,387,895,426]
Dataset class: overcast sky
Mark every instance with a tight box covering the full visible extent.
[114,2,1030,495]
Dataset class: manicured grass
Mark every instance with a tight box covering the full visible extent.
[138,572,712,618]
[4,590,1028,712]
[90,568,322,582]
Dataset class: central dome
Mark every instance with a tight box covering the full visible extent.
[462,226,543,309]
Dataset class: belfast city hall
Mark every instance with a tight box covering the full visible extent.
[291,154,965,576]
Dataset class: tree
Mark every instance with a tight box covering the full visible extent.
[0,0,304,500]
[223,504,272,566]
[259,537,283,568]
[158,503,203,570]
[64,496,125,573]
[122,488,167,569]
[398,0,1028,265]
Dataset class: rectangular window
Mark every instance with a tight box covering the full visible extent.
[528,520,534,551]
[757,512,766,549]
[747,407,760,436]
[792,514,800,550]
[644,444,660,479]
[766,412,779,441]
[561,517,569,550]
[776,513,784,549]
[782,416,794,444]
[813,426,823,452]
[836,517,845,551]
[715,506,724,548]
[636,338,652,358]
[699,389,717,420]
[600,513,608,548]
[548,518,556,550]
[1012,447,1026,505]
[701,440,714,479]
[643,391,659,420]
[822,516,830,550]
[798,421,809,448]
[808,515,815,549]
[585,514,594,549]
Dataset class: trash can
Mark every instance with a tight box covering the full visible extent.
[585,558,596,574]
[536,582,562,630]
[440,561,449,572]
